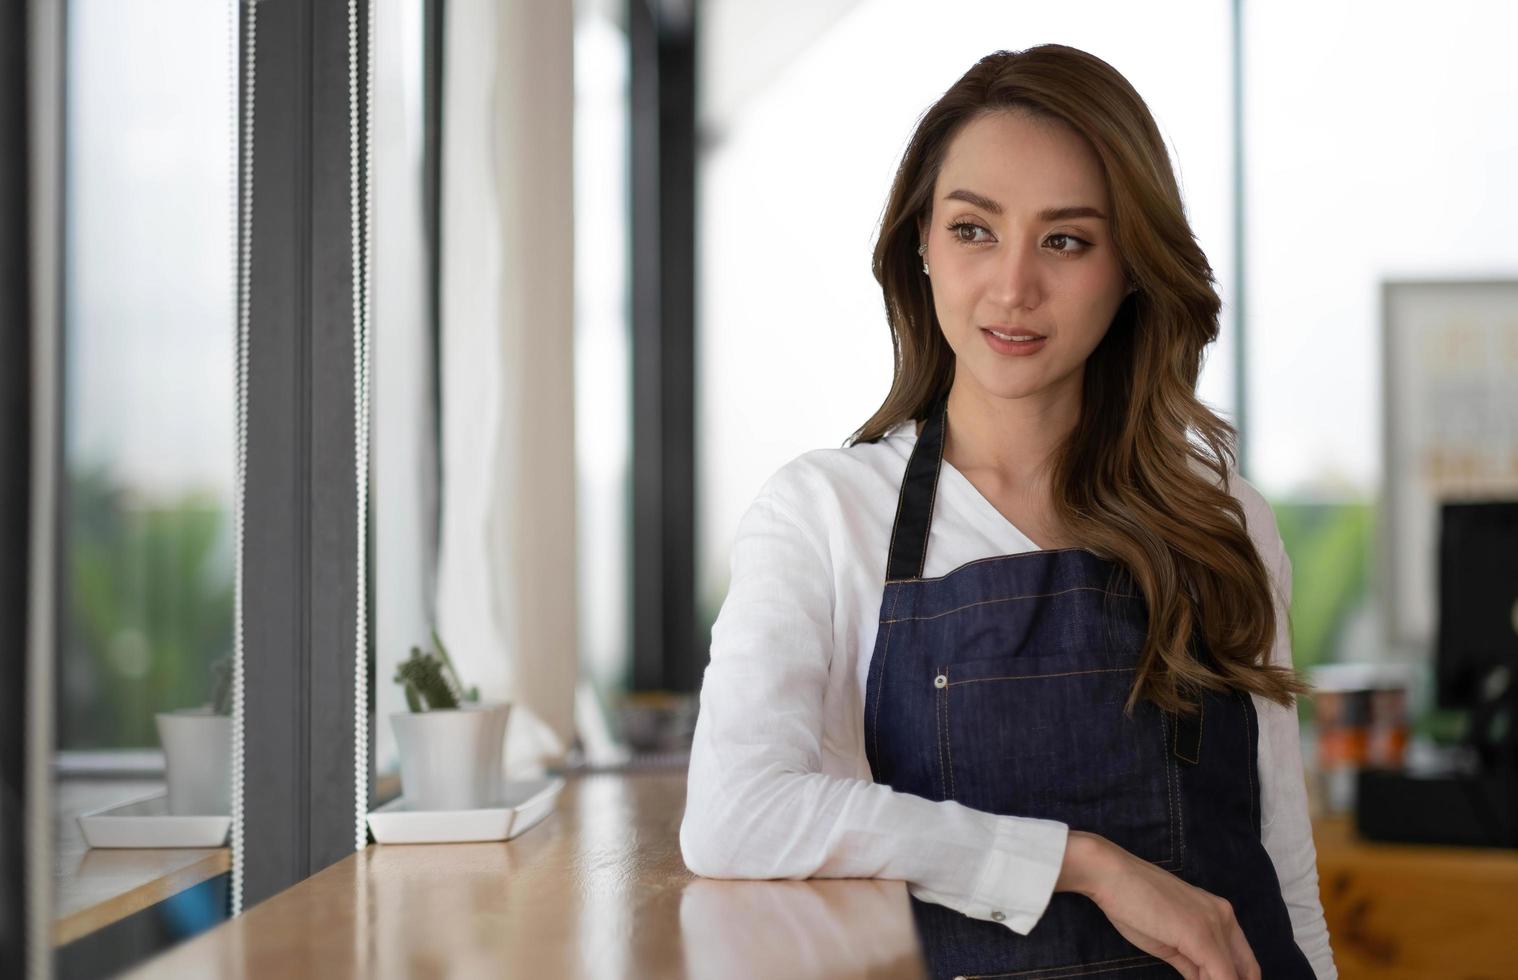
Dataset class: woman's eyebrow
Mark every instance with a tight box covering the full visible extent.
[943,188,1108,222]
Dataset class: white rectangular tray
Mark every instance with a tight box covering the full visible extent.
[77,792,231,849]
[367,775,566,844]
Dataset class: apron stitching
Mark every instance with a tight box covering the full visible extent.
[872,621,886,766]
[882,587,1139,623]
[872,588,903,769]
[936,664,948,799]
[1178,695,1203,765]
[1176,720,1186,865]
[1173,695,1197,765]
[945,673,957,798]
[1166,710,1186,866]
[947,666,1132,686]
[1174,728,1184,866]
[1196,695,1204,761]
[1236,689,1256,831]
[887,547,1109,585]
[1161,713,1177,868]
[964,953,1157,978]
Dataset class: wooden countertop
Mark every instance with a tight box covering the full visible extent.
[113,769,1518,979]
[1312,812,1518,979]
[53,778,230,946]
[123,770,928,979]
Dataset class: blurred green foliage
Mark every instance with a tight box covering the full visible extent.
[59,467,234,749]
[1271,498,1376,723]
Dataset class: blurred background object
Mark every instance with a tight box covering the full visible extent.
[1310,663,1417,816]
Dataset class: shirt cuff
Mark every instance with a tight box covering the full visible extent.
[965,815,1069,935]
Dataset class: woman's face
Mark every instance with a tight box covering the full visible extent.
[921,109,1129,407]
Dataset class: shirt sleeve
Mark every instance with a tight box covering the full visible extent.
[680,488,1070,936]
[1255,530,1340,980]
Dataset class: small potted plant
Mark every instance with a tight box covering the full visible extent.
[391,631,512,810]
[155,653,233,815]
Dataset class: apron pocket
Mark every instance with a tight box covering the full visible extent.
[933,657,1182,872]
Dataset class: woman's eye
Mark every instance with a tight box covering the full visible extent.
[944,222,1091,254]
[1044,233,1091,255]
[946,220,991,244]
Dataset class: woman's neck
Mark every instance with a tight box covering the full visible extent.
[939,375,1082,492]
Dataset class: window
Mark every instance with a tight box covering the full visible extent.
[573,0,634,742]
[58,0,236,755]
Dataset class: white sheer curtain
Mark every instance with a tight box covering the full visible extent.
[435,0,577,778]
[372,0,434,782]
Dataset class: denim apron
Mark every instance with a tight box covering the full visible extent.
[863,398,1314,979]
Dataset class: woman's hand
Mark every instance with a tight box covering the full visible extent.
[1055,830,1261,980]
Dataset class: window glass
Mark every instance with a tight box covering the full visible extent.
[59,0,236,753]
[574,3,634,723]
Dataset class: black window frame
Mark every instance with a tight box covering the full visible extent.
[3,0,38,972]
[238,0,374,906]
[629,0,701,695]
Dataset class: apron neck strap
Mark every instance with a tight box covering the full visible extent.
[885,395,949,582]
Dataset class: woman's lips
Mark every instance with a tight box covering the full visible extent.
[981,328,1047,356]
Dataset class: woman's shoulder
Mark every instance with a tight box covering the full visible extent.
[748,421,918,532]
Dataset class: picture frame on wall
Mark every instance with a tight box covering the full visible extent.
[1380,279,1518,649]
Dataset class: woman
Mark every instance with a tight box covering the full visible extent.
[681,44,1336,980]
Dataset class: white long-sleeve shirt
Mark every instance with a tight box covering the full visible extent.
[679,417,1338,979]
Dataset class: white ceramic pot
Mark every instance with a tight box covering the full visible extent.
[155,708,232,815]
[391,701,512,810]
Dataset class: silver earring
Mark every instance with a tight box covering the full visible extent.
[918,242,929,275]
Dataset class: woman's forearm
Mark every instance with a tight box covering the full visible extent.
[1054,830,1115,899]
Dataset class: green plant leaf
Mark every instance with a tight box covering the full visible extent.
[394,646,458,711]
[431,628,475,704]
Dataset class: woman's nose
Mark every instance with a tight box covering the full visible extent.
[987,238,1043,310]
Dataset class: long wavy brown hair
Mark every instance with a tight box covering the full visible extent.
[848,44,1308,715]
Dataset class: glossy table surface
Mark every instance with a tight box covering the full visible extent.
[124,769,929,979]
[53,777,229,946]
[103,764,1518,979]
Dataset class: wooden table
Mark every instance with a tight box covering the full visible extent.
[53,778,230,946]
[123,770,928,979]
[1313,813,1518,979]
[115,769,1518,979]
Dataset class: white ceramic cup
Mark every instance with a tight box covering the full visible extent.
[391,701,512,810]
[155,708,232,815]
